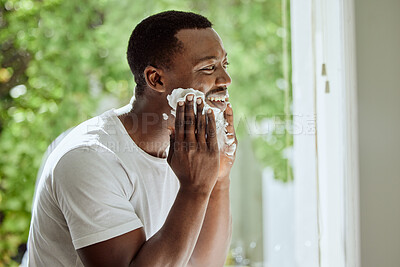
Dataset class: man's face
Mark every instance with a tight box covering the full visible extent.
[163,28,232,110]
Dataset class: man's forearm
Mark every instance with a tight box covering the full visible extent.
[188,178,232,267]
[130,188,210,267]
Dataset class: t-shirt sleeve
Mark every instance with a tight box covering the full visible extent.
[53,145,143,249]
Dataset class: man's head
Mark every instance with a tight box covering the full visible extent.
[124,11,232,156]
[127,11,213,96]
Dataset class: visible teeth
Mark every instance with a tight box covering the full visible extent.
[207,96,226,102]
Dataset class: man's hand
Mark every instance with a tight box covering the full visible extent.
[218,100,237,181]
[167,94,220,195]
[187,98,235,267]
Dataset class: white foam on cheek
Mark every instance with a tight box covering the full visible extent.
[167,88,234,152]
[167,88,205,116]
[162,113,168,120]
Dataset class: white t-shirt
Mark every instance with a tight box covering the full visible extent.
[27,108,180,266]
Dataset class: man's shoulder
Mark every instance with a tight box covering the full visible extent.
[36,109,132,185]
[48,109,122,160]
[53,144,123,181]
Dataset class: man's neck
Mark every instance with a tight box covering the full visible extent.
[118,96,170,159]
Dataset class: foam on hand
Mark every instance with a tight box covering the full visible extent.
[167,88,235,157]
[167,88,206,116]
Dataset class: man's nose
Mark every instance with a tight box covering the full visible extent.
[215,67,232,87]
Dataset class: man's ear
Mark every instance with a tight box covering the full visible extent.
[144,65,165,93]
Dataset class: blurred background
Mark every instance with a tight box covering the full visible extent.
[0,0,292,266]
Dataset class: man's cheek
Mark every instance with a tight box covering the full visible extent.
[191,81,208,94]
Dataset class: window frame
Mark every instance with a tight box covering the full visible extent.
[290,0,361,266]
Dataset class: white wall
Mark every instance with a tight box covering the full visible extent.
[355,0,400,266]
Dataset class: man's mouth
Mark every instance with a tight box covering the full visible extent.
[205,89,228,111]
[206,96,227,111]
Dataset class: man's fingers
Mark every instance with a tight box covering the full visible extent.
[206,109,218,152]
[167,130,175,165]
[224,102,237,148]
[225,125,235,134]
[196,97,206,150]
[185,94,196,149]
[224,102,235,135]
[175,100,185,150]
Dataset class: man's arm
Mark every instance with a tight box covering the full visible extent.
[78,96,220,266]
[188,179,232,267]
[188,101,237,267]
[78,188,211,267]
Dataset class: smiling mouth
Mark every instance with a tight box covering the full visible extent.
[205,91,228,111]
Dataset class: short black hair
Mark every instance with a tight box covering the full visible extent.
[127,10,212,96]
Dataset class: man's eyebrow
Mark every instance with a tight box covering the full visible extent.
[194,53,228,65]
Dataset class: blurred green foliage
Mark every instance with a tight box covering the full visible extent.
[0,0,291,264]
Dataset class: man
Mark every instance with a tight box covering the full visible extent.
[27,10,237,266]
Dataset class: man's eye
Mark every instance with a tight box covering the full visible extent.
[223,62,230,69]
[201,65,215,71]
